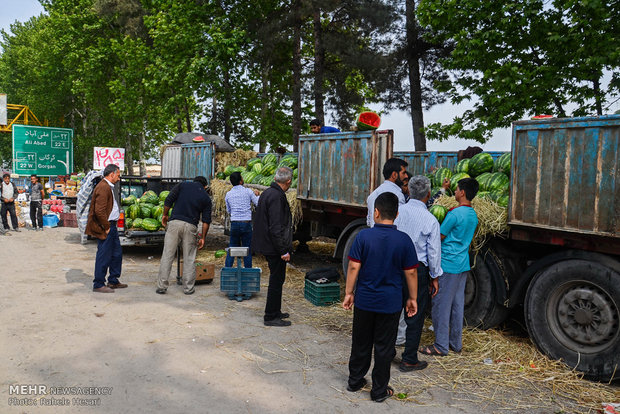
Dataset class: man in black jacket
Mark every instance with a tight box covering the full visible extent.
[252,166,293,327]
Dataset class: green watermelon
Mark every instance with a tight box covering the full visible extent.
[216,172,226,180]
[476,191,492,200]
[469,153,494,176]
[261,163,276,176]
[494,152,511,175]
[159,190,170,202]
[127,204,141,220]
[155,213,163,224]
[140,205,152,219]
[247,157,262,169]
[252,162,263,174]
[142,218,160,232]
[224,165,236,176]
[141,202,155,210]
[260,176,272,186]
[252,174,264,184]
[496,194,509,208]
[454,158,471,174]
[293,168,298,179]
[433,167,453,188]
[121,195,137,206]
[356,111,381,131]
[431,187,441,196]
[429,205,448,224]
[487,172,510,192]
[215,249,226,258]
[262,154,278,165]
[152,205,164,218]
[291,178,298,188]
[125,218,133,229]
[279,156,298,168]
[234,166,245,173]
[132,218,143,229]
[245,172,257,184]
[476,172,493,191]
[450,172,471,192]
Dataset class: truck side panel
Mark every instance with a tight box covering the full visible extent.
[297,131,393,208]
[181,143,215,182]
[161,145,182,177]
[395,151,504,175]
[510,115,620,239]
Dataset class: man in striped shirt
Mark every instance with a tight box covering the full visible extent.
[394,175,442,371]
[225,172,260,268]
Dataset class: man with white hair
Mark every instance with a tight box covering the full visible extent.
[394,175,442,371]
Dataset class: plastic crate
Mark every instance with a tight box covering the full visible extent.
[220,267,261,301]
[304,279,341,306]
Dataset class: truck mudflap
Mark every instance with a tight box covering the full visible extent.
[120,230,166,246]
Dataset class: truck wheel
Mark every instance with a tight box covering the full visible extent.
[525,259,620,381]
[342,227,364,277]
[464,251,509,329]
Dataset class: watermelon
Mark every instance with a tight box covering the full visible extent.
[234,166,245,173]
[494,152,511,175]
[216,172,226,180]
[247,158,261,170]
[487,172,510,192]
[356,111,381,131]
[261,163,276,176]
[140,205,152,219]
[125,218,133,229]
[252,162,263,174]
[429,205,448,224]
[293,168,298,179]
[291,178,298,188]
[454,159,471,174]
[132,218,143,229]
[152,205,164,218]
[496,194,509,208]
[279,155,298,168]
[224,165,236,176]
[141,202,155,211]
[260,176,272,186]
[431,187,441,196]
[468,153,494,176]
[252,174,265,184]
[476,172,493,191]
[155,213,163,224]
[141,218,160,231]
[262,154,278,165]
[121,195,137,206]
[245,172,257,184]
[192,135,205,143]
[127,204,141,220]
[433,167,453,188]
[476,191,492,200]
[141,193,159,205]
[450,172,471,192]
[215,249,226,258]
[159,190,170,202]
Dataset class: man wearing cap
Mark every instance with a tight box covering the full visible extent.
[86,164,126,293]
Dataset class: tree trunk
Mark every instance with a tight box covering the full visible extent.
[184,97,192,132]
[259,63,270,153]
[406,0,426,151]
[291,0,303,152]
[223,71,232,142]
[592,76,602,115]
[210,96,218,135]
[313,7,325,124]
[139,128,146,177]
[125,118,134,176]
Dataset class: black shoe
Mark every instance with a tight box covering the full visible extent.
[184,287,195,295]
[346,378,367,392]
[13,228,20,232]
[399,360,428,372]
[277,312,290,319]
[156,288,167,294]
[264,318,291,327]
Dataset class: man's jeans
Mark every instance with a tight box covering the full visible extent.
[225,221,253,268]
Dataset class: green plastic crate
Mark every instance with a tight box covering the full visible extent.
[304,279,340,306]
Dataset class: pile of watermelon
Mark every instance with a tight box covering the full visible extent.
[427,152,511,223]
[217,153,299,188]
[121,190,170,231]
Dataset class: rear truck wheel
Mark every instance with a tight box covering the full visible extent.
[525,259,620,381]
[464,249,510,329]
[342,226,364,277]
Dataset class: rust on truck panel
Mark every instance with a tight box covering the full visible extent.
[510,115,620,239]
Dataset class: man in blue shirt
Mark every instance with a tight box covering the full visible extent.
[420,178,478,356]
[224,172,260,268]
[343,192,419,402]
[156,176,212,295]
[309,118,341,134]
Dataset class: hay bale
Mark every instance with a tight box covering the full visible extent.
[433,195,508,252]
[215,149,257,173]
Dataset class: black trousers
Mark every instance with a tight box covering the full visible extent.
[30,201,43,229]
[264,254,287,321]
[1,202,18,230]
[348,307,400,400]
[402,264,430,364]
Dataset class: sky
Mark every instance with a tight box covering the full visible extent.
[0,0,513,152]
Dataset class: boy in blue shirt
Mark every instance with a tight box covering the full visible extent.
[343,192,419,402]
[420,178,478,356]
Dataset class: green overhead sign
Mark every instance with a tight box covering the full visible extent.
[12,125,73,176]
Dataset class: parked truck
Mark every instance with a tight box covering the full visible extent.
[295,115,620,381]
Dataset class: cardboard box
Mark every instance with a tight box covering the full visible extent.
[179,261,215,284]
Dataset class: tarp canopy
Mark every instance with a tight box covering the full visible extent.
[171,132,234,152]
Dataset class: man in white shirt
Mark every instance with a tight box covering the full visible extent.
[366,158,408,227]
[394,175,442,371]
[1,173,20,232]
[224,172,260,268]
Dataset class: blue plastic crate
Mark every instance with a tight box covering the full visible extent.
[220,267,261,301]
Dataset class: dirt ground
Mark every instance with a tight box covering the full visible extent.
[0,225,617,413]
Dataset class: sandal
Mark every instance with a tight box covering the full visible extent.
[346,378,367,392]
[419,345,447,356]
[373,386,394,403]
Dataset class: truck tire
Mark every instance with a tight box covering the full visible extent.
[341,226,364,277]
[464,250,509,329]
[525,259,620,381]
